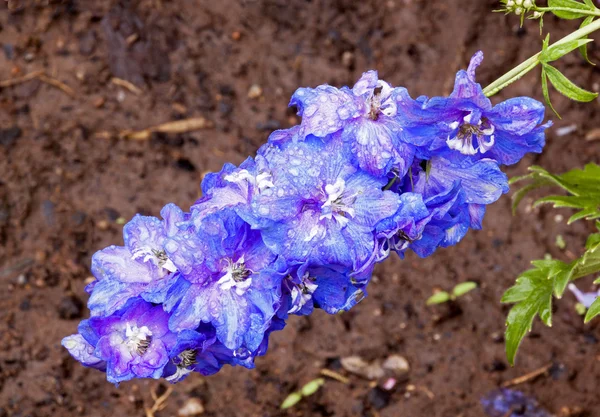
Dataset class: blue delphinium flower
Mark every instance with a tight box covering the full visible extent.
[164,209,282,353]
[87,203,185,316]
[289,71,415,177]
[252,134,401,277]
[396,51,550,165]
[76,299,176,384]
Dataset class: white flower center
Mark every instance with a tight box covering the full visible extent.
[287,273,318,314]
[446,113,495,156]
[131,247,177,274]
[217,256,253,296]
[366,80,397,120]
[320,178,356,227]
[125,324,153,355]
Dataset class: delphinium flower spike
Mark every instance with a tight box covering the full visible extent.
[64,51,551,384]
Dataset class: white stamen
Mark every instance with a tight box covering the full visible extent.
[125,324,152,352]
[217,256,252,296]
[287,273,318,314]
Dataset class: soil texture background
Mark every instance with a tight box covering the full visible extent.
[1,1,600,416]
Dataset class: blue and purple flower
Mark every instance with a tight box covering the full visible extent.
[63,56,551,385]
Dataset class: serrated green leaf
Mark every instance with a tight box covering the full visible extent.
[579,16,596,65]
[512,164,600,222]
[541,66,560,118]
[452,282,478,298]
[549,0,595,19]
[505,287,552,365]
[541,39,594,63]
[280,392,303,409]
[300,378,325,397]
[426,291,451,305]
[584,297,600,323]
[545,64,599,102]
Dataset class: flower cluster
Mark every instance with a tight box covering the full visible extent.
[63,52,550,384]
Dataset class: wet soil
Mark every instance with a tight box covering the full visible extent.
[1,1,600,416]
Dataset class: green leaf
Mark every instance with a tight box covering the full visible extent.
[586,233,600,252]
[452,282,478,298]
[504,278,553,366]
[540,39,594,63]
[549,0,596,19]
[579,16,596,65]
[584,297,600,323]
[512,164,600,223]
[503,259,579,365]
[300,378,325,397]
[280,392,303,410]
[426,291,451,305]
[540,66,560,118]
[545,64,599,102]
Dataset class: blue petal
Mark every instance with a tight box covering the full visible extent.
[450,51,492,110]
[168,283,211,332]
[425,156,509,205]
[486,97,546,135]
[92,245,158,284]
[123,214,165,253]
[341,118,411,176]
[87,279,146,317]
[289,85,359,138]
[62,334,106,370]
[310,266,367,314]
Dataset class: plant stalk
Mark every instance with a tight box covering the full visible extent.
[483,17,600,97]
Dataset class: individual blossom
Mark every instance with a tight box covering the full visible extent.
[289,71,415,177]
[396,51,550,165]
[69,299,177,384]
[164,317,286,383]
[279,262,368,316]
[252,134,400,277]
[164,209,282,353]
[87,204,185,316]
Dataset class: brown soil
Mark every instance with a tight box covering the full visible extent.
[1,1,600,416]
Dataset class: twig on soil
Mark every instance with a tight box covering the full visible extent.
[119,117,214,140]
[0,70,75,97]
[501,363,552,388]
[0,70,44,87]
[111,77,143,95]
[38,74,76,97]
[145,385,173,417]
[320,368,350,384]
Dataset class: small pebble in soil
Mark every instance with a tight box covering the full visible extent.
[58,295,84,319]
[247,84,263,99]
[382,355,410,376]
[178,398,205,416]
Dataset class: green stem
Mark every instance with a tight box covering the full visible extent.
[483,17,600,97]
[535,7,600,17]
